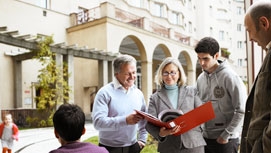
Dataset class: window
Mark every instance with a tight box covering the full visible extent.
[180,14,184,26]
[187,0,192,9]
[36,0,47,8]
[219,31,224,41]
[171,12,179,25]
[136,65,142,89]
[238,59,243,66]
[130,0,143,8]
[237,24,242,31]
[209,27,213,36]
[209,6,213,17]
[188,22,192,33]
[237,7,242,15]
[237,41,242,48]
[153,3,163,17]
[217,9,227,20]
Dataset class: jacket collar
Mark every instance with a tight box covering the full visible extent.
[156,86,187,109]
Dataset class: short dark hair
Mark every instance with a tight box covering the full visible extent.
[194,37,220,56]
[53,103,85,141]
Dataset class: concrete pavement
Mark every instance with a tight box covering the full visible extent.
[13,122,98,153]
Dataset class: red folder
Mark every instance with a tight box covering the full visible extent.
[135,101,215,136]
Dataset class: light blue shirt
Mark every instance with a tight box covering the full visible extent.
[92,77,147,147]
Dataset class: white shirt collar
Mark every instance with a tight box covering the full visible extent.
[112,77,135,93]
[266,41,271,50]
[113,77,123,90]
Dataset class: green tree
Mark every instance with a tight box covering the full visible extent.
[29,36,71,127]
[221,48,231,58]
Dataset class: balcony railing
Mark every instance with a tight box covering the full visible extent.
[72,2,193,46]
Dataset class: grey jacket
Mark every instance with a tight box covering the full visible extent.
[240,49,271,153]
[146,86,206,153]
[196,60,247,140]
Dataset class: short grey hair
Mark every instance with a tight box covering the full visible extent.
[155,57,187,87]
[113,54,137,73]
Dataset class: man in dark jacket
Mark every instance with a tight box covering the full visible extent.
[240,1,271,153]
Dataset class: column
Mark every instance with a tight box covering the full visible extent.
[14,60,22,108]
[55,53,63,106]
[187,69,196,86]
[140,60,153,104]
[100,2,115,18]
[64,54,74,104]
[108,61,113,82]
[98,60,109,88]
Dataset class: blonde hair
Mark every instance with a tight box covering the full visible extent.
[155,57,187,87]
[3,114,12,122]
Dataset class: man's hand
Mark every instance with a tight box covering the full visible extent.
[138,141,145,149]
[126,113,143,125]
[217,136,228,144]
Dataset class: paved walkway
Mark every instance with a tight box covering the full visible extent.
[13,122,98,153]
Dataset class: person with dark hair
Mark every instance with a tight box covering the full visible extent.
[49,103,108,153]
[92,54,147,153]
[195,37,247,153]
[240,1,271,153]
[146,57,206,153]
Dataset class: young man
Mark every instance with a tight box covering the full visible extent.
[194,37,247,153]
[92,54,147,153]
[240,1,271,153]
[50,103,108,153]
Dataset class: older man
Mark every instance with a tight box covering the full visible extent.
[240,1,271,153]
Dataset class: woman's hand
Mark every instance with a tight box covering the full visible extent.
[159,125,181,137]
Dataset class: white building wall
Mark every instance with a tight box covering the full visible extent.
[195,0,247,83]
[0,0,248,111]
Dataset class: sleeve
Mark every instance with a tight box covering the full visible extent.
[137,94,148,143]
[220,75,247,140]
[145,94,166,142]
[12,123,19,141]
[260,58,271,153]
[92,89,127,131]
[0,123,4,138]
[193,87,203,108]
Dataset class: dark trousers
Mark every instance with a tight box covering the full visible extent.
[99,142,142,153]
[204,138,239,153]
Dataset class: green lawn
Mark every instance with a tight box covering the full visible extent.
[84,135,158,153]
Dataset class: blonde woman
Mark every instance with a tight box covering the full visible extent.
[146,57,206,153]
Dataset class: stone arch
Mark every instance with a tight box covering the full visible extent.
[195,60,202,79]
[119,35,147,61]
[118,35,153,102]
[118,35,147,91]
[178,50,196,85]
[152,44,171,92]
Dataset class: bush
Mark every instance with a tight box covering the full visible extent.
[25,110,53,128]
[84,134,158,153]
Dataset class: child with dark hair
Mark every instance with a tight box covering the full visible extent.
[49,103,108,153]
[0,114,19,153]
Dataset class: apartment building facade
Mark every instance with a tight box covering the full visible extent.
[0,0,247,121]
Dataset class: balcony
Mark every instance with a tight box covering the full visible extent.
[70,2,193,46]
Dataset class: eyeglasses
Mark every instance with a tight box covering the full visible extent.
[162,71,177,76]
